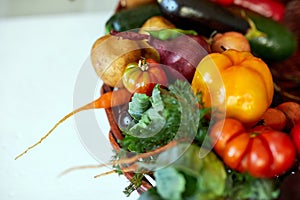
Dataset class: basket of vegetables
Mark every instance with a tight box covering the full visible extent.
[97,0,300,198]
[16,0,300,199]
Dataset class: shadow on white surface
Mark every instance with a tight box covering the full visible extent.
[0,9,139,200]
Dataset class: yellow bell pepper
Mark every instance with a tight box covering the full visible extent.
[192,49,274,125]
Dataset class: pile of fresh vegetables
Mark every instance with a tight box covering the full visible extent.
[16,0,300,199]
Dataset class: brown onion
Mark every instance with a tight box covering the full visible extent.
[211,31,251,53]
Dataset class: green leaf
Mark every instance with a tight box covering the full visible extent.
[197,150,227,198]
[129,93,151,120]
[154,167,186,200]
[154,144,226,199]
[127,108,166,138]
[150,84,165,112]
[168,81,200,141]
[225,171,279,200]
[138,188,162,200]
[121,80,200,153]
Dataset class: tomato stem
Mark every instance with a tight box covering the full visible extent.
[138,57,149,71]
[250,132,259,138]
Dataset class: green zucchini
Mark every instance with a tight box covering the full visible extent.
[245,11,297,61]
[105,3,162,34]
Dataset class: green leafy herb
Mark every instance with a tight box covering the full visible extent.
[225,170,280,200]
[120,80,201,153]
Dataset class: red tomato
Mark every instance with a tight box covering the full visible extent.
[134,83,157,96]
[122,58,168,93]
[210,118,296,178]
[290,122,300,155]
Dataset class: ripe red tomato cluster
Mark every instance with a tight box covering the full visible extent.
[210,101,300,178]
[210,118,296,178]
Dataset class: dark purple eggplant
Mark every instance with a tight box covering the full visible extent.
[157,0,249,36]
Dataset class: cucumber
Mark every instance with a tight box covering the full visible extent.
[105,3,162,34]
[157,0,297,61]
[245,11,297,61]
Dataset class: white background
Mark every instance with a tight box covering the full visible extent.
[0,0,140,199]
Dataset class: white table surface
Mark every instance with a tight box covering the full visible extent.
[0,10,140,200]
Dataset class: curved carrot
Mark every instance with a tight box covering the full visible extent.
[15,88,131,160]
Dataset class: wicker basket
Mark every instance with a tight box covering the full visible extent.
[102,0,300,195]
[101,84,153,193]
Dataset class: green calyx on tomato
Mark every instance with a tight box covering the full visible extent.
[122,58,168,93]
[210,118,296,178]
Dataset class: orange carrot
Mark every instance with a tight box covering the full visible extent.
[15,88,131,160]
[261,108,287,131]
[277,101,300,130]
